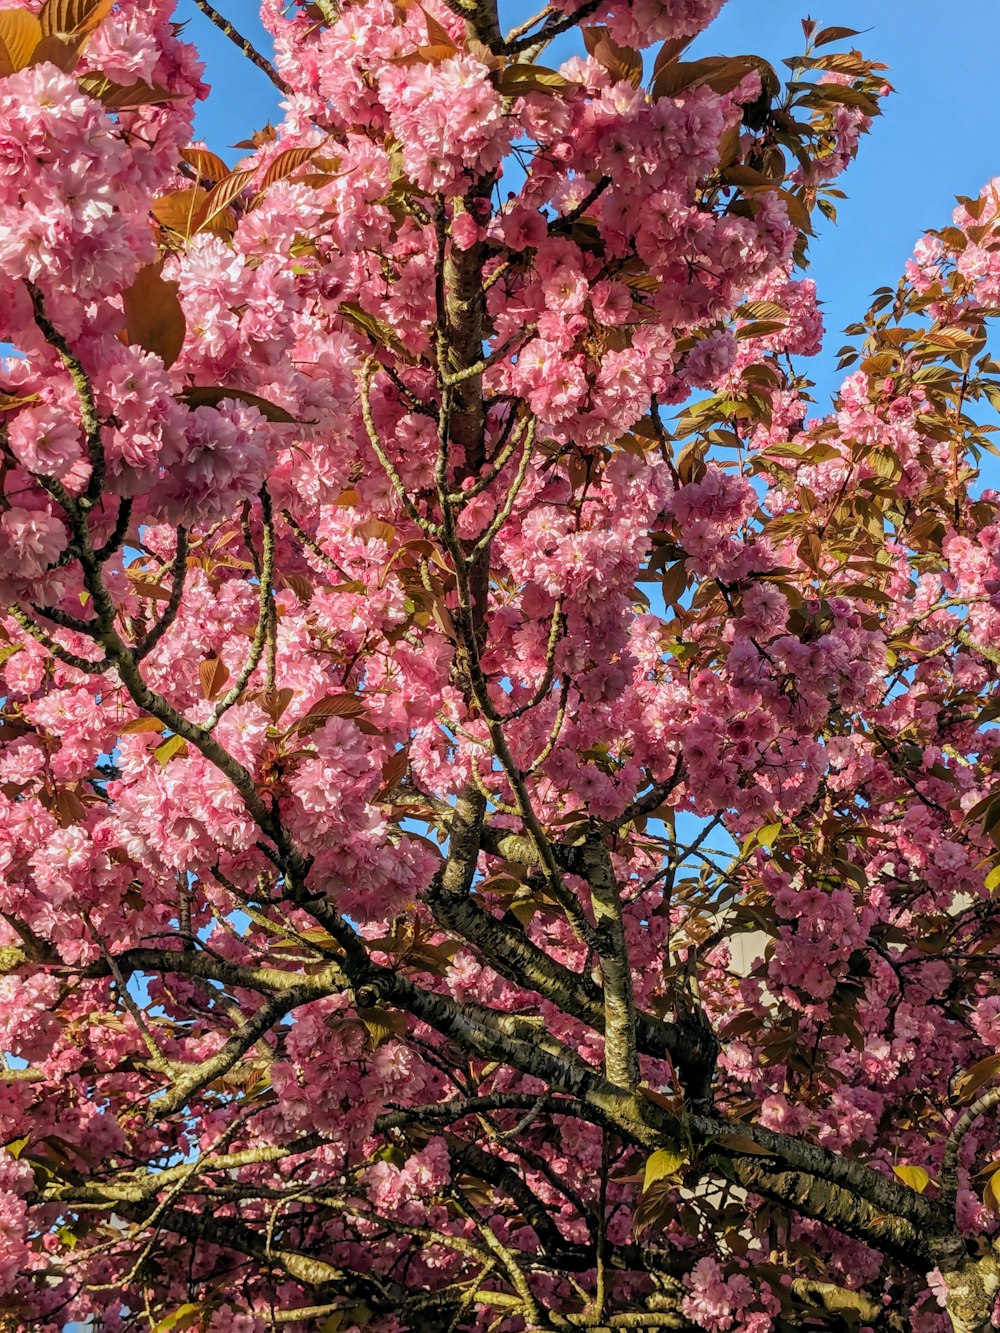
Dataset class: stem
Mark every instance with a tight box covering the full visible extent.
[189,0,291,93]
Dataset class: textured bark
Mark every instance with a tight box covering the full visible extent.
[582,834,638,1087]
[933,1236,1000,1333]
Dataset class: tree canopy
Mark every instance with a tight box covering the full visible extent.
[2,1,1000,1330]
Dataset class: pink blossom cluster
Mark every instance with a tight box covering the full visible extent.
[0,0,979,1330]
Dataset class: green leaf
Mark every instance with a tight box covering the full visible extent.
[154,733,187,766]
[892,1164,930,1193]
[3,1135,29,1159]
[496,62,574,95]
[742,821,781,857]
[985,865,1000,893]
[757,822,782,850]
[338,301,412,358]
[152,1305,204,1333]
[355,1006,407,1050]
[642,1148,686,1192]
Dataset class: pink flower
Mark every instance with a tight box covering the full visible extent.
[8,404,82,480]
[0,507,66,579]
[683,330,737,388]
[378,53,510,194]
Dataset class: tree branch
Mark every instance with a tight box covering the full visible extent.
[189,0,290,94]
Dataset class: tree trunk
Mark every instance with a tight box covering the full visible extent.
[939,1248,1000,1332]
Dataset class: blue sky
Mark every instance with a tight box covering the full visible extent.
[178,0,1000,407]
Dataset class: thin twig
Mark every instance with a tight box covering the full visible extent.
[190,0,291,94]
[135,528,189,662]
[208,487,275,729]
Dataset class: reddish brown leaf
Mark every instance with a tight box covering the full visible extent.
[0,9,41,73]
[180,146,232,184]
[198,655,230,701]
[259,144,322,191]
[39,0,112,36]
[582,26,642,87]
[151,187,210,240]
[81,75,178,110]
[195,167,256,232]
[180,385,297,423]
[259,687,294,723]
[379,745,410,795]
[119,717,167,735]
[294,694,366,734]
[121,263,186,369]
[29,32,84,70]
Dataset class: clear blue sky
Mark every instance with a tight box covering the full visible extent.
[178,0,1000,404]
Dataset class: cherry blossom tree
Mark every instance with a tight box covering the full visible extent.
[5,0,1000,1329]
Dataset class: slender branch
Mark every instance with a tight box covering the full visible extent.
[360,360,439,536]
[469,416,536,560]
[135,527,189,662]
[208,486,274,728]
[525,677,570,771]
[505,0,604,54]
[281,507,351,580]
[6,603,109,675]
[458,1198,545,1327]
[549,176,612,232]
[189,0,291,94]
[506,2,552,42]
[94,496,134,563]
[147,980,327,1119]
[506,598,564,719]
[446,411,530,504]
[87,920,172,1074]
[26,281,104,506]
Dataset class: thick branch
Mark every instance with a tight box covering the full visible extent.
[581,834,637,1088]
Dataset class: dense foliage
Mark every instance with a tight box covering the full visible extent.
[4,0,1000,1329]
